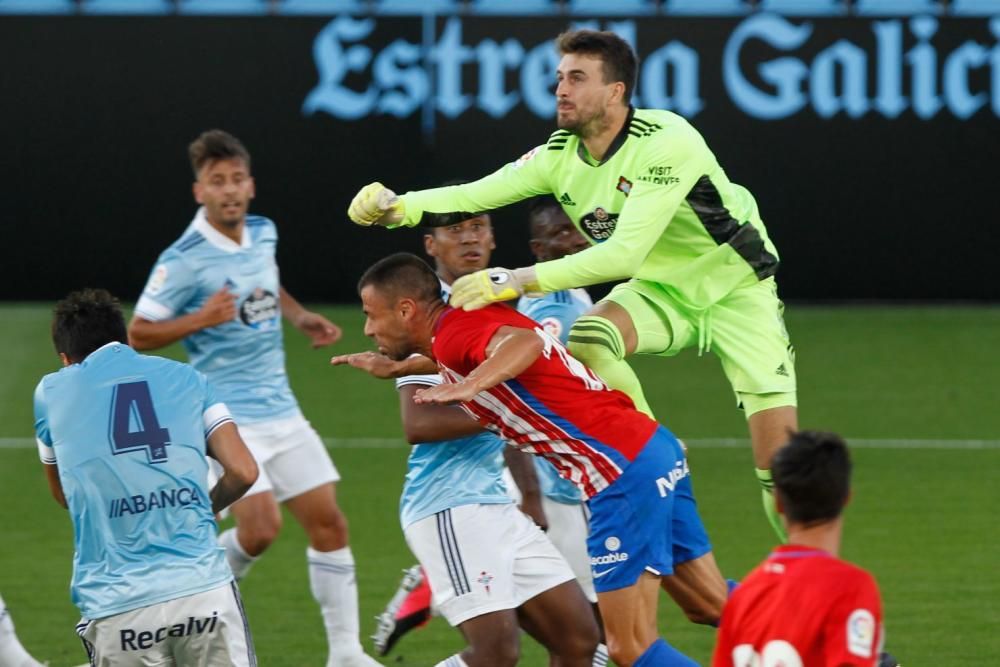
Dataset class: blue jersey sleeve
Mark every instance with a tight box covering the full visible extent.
[33,379,55,464]
[134,249,199,321]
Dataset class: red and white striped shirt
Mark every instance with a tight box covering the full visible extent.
[432,305,658,498]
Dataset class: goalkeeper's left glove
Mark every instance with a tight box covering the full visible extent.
[449,267,542,311]
[347,182,406,227]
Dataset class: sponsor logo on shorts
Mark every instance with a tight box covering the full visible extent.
[590,551,629,566]
[120,612,219,651]
[240,288,279,330]
[604,536,621,552]
[108,486,203,519]
[655,458,691,498]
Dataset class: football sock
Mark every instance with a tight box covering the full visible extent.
[633,638,699,666]
[567,316,656,419]
[219,527,259,580]
[755,468,788,543]
[308,546,367,660]
[727,578,740,597]
[592,642,610,667]
[0,596,44,667]
[434,655,470,667]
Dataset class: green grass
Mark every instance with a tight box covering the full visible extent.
[1,304,998,665]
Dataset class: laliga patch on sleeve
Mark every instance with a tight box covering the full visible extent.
[512,146,540,170]
[846,608,876,658]
[147,264,168,295]
[539,317,563,340]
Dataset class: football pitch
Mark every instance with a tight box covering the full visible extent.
[1,303,998,666]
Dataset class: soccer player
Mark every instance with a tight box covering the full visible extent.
[355,253,729,667]
[0,594,49,667]
[128,130,379,667]
[712,431,897,667]
[34,288,259,665]
[347,29,797,541]
[332,211,600,667]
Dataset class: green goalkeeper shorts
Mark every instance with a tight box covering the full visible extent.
[602,277,796,413]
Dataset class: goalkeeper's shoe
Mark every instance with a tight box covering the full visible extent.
[348,182,405,227]
[371,564,431,656]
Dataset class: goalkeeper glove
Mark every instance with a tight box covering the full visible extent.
[449,267,542,311]
[348,182,406,227]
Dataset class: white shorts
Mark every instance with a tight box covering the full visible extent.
[503,469,596,602]
[76,582,255,667]
[404,503,575,627]
[212,413,339,504]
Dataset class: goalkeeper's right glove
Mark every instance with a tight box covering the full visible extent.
[348,182,406,227]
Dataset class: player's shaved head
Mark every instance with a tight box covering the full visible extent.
[358,253,441,306]
[528,196,564,238]
[52,288,128,363]
[772,431,852,525]
[556,30,637,104]
[189,129,251,177]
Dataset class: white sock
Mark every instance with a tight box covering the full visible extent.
[307,546,364,658]
[0,596,44,667]
[434,655,470,667]
[592,642,609,667]
[219,528,259,580]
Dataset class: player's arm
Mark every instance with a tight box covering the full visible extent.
[330,351,438,379]
[398,384,485,444]
[348,146,552,228]
[43,464,67,509]
[34,382,67,508]
[128,286,235,350]
[413,326,543,405]
[206,421,259,514]
[280,286,342,348]
[503,446,548,531]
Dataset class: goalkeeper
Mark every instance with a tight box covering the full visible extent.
[348,29,797,541]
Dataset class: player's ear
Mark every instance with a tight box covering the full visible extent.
[423,234,436,258]
[58,352,71,367]
[193,181,203,204]
[529,239,544,261]
[248,176,256,200]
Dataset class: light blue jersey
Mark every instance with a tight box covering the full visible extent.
[135,208,297,423]
[34,343,234,619]
[517,288,593,505]
[395,373,511,528]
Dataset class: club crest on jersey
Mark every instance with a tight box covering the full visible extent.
[240,288,279,330]
[616,176,633,197]
[579,207,618,243]
[512,146,539,170]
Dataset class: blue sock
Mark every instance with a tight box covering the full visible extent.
[634,638,699,667]
[727,578,740,597]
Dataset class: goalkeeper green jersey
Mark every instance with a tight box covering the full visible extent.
[398,107,779,310]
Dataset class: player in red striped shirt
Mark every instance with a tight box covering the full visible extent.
[357,253,728,667]
[713,431,894,667]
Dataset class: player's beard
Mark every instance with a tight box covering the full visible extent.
[558,105,606,139]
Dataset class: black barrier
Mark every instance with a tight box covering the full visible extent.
[0,14,995,302]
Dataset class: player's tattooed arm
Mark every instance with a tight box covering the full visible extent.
[413,326,543,404]
[280,287,342,348]
[206,422,259,514]
[330,351,437,379]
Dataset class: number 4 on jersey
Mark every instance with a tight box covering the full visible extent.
[109,381,171,463]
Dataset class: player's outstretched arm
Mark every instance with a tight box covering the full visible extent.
[330,351,437,379]
[398,385,484,444]
[128,286,236,350]
[206,422,258,514]
[414,326,543,404]
[280,287,342,348]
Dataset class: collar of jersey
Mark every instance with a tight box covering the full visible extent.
[768,544,833,560]
[80,341,130,366]
[191,207,252,253]
[575,105,636,167]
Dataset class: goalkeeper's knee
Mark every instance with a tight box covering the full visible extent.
[567,315,627,364]
[568,316,655,418]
